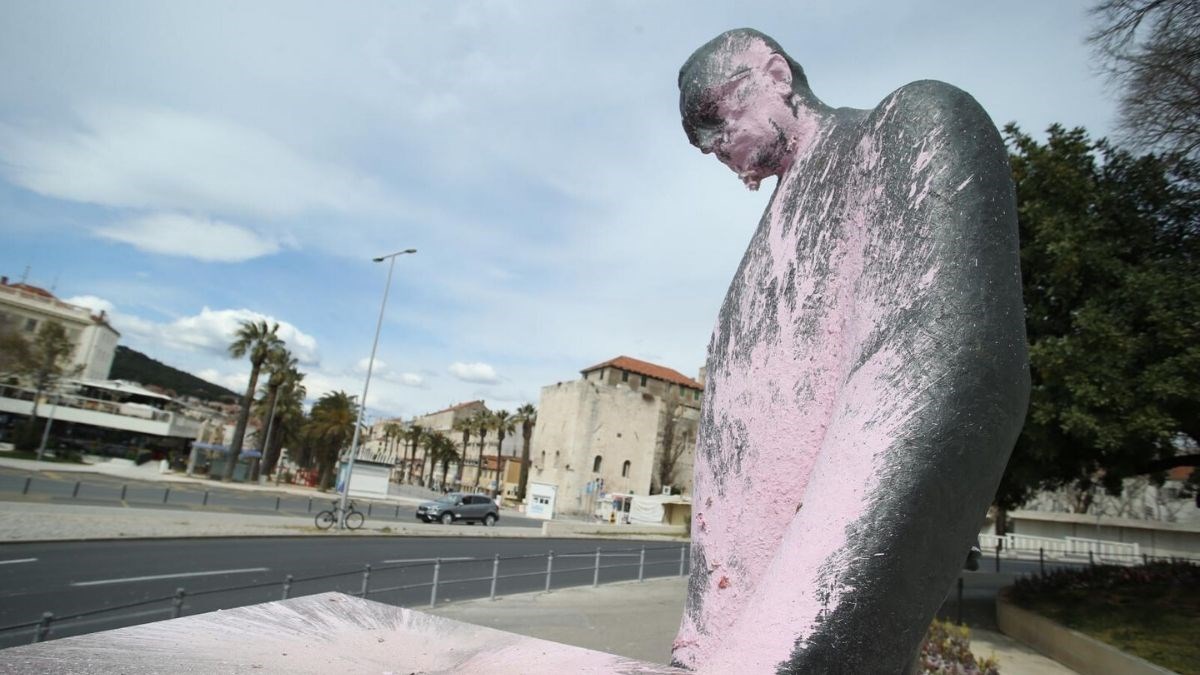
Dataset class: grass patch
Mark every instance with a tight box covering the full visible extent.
[1010,561,1200,674]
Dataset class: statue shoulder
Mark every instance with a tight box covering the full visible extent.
[868,80,1004,158]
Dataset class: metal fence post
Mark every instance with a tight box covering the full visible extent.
[430,558,441,607]
[171,588,186,618]
[282,574,293,600]
[1089,550,1095,568]
[1039,547,1045,577]
[122,484,128,501]
[32,612,53,644]
[679,545,686,576]
[994,541,1001,573]
[163,487,170,504]
[22,477,32,495]
[545,550,554,592]
[490,554,500,600]
[395,504,400,518]
[275,497,281,511]
[638,546,646,582]
[1142,553,1148,566]
[367,502,373,517]
[360,564,371,598]
[956,577,964,625]
[593,548,601,587]
[307,497,312,513]
[202,490,208,506]
[72,481,81,498]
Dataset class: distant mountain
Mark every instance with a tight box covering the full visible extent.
[108,346,240,403]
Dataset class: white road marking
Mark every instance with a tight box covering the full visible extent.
[382,557,474,564]
[71,567,269,587]
[0,558,37,566]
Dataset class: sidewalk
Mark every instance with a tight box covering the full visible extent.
[428,577,1079,673]
[0,501,543,542]
[0,455,432,506]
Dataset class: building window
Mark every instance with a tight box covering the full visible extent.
[621,460,631,477]
[24,318,37,332]
[693,390,700,400]
[593,455,602,472]
[621,370,629,383]
[640,375,647,387]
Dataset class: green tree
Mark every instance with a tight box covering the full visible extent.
[307,390,359,490]
[490,409,515,498]
[996,124,1200,513]
[1089,0,1200,160]
[223,320,283,481]
[3,322,78,451]
[513,403,537,500]
[383,421,403,464]
[404,424,426,485]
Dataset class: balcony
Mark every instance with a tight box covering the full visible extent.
[0,385,202,439]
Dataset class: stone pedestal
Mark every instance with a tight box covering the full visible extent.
[0,593,683,674]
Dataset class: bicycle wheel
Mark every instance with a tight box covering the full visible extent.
[315,510,336,530]
[345,511,365,530]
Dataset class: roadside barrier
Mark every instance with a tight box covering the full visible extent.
[0,542,692,648]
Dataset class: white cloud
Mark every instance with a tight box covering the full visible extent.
[0,104,398,221]
[196,368,248,394]
[163,307,319,364]
[62,295,114,315]
[96,213,280,262]
[448,361,500,385]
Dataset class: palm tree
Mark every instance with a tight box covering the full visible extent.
[490,409,515,499]
[513,403,537,500]
[471,410,493,491]
[260,366,305,479]
[404,424,426,485]
[451,416,474,488]
[384,422,404,464]
[307,390,359,490]
[251,348,297,481]
[427,432,460,492]
[224,319,283,481]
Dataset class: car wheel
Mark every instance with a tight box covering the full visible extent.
[484,513,497,527]
[440,512,454,525]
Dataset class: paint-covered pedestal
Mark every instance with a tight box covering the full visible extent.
[0,593,683,674]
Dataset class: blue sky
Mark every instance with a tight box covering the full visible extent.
[0,1,1115,422]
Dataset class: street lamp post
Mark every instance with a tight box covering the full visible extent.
[338,248,417,529]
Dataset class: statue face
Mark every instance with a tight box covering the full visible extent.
[682,69,792,191]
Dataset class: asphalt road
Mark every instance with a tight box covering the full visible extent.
[0,467,541,528]
[0,536,690,648]
[0,533,1088,651]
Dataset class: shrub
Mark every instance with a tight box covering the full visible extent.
[919,620,999,675]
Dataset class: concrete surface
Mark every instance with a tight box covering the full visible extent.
[428,576,1080,673]
[0,592,683,674]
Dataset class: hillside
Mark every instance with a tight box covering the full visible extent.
[108,346,240,402]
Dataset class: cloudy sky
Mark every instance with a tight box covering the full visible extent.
[0,1,1115,421]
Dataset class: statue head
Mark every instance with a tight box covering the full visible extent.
[679,29,819,190]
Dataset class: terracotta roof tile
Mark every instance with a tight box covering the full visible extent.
[581,356,703,390]
[425,400,486,416]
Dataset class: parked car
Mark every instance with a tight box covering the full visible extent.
[416,492,499,526]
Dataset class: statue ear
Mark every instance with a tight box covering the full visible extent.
[763,53,792,88]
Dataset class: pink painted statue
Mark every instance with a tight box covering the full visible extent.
[672,29,1029,673]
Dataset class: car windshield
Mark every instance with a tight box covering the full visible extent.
[436,494,460,504]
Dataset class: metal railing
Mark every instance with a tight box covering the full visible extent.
[3,474,437,523]
[0,543,691,648]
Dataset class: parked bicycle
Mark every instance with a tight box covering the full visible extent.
[314,499,365,530]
